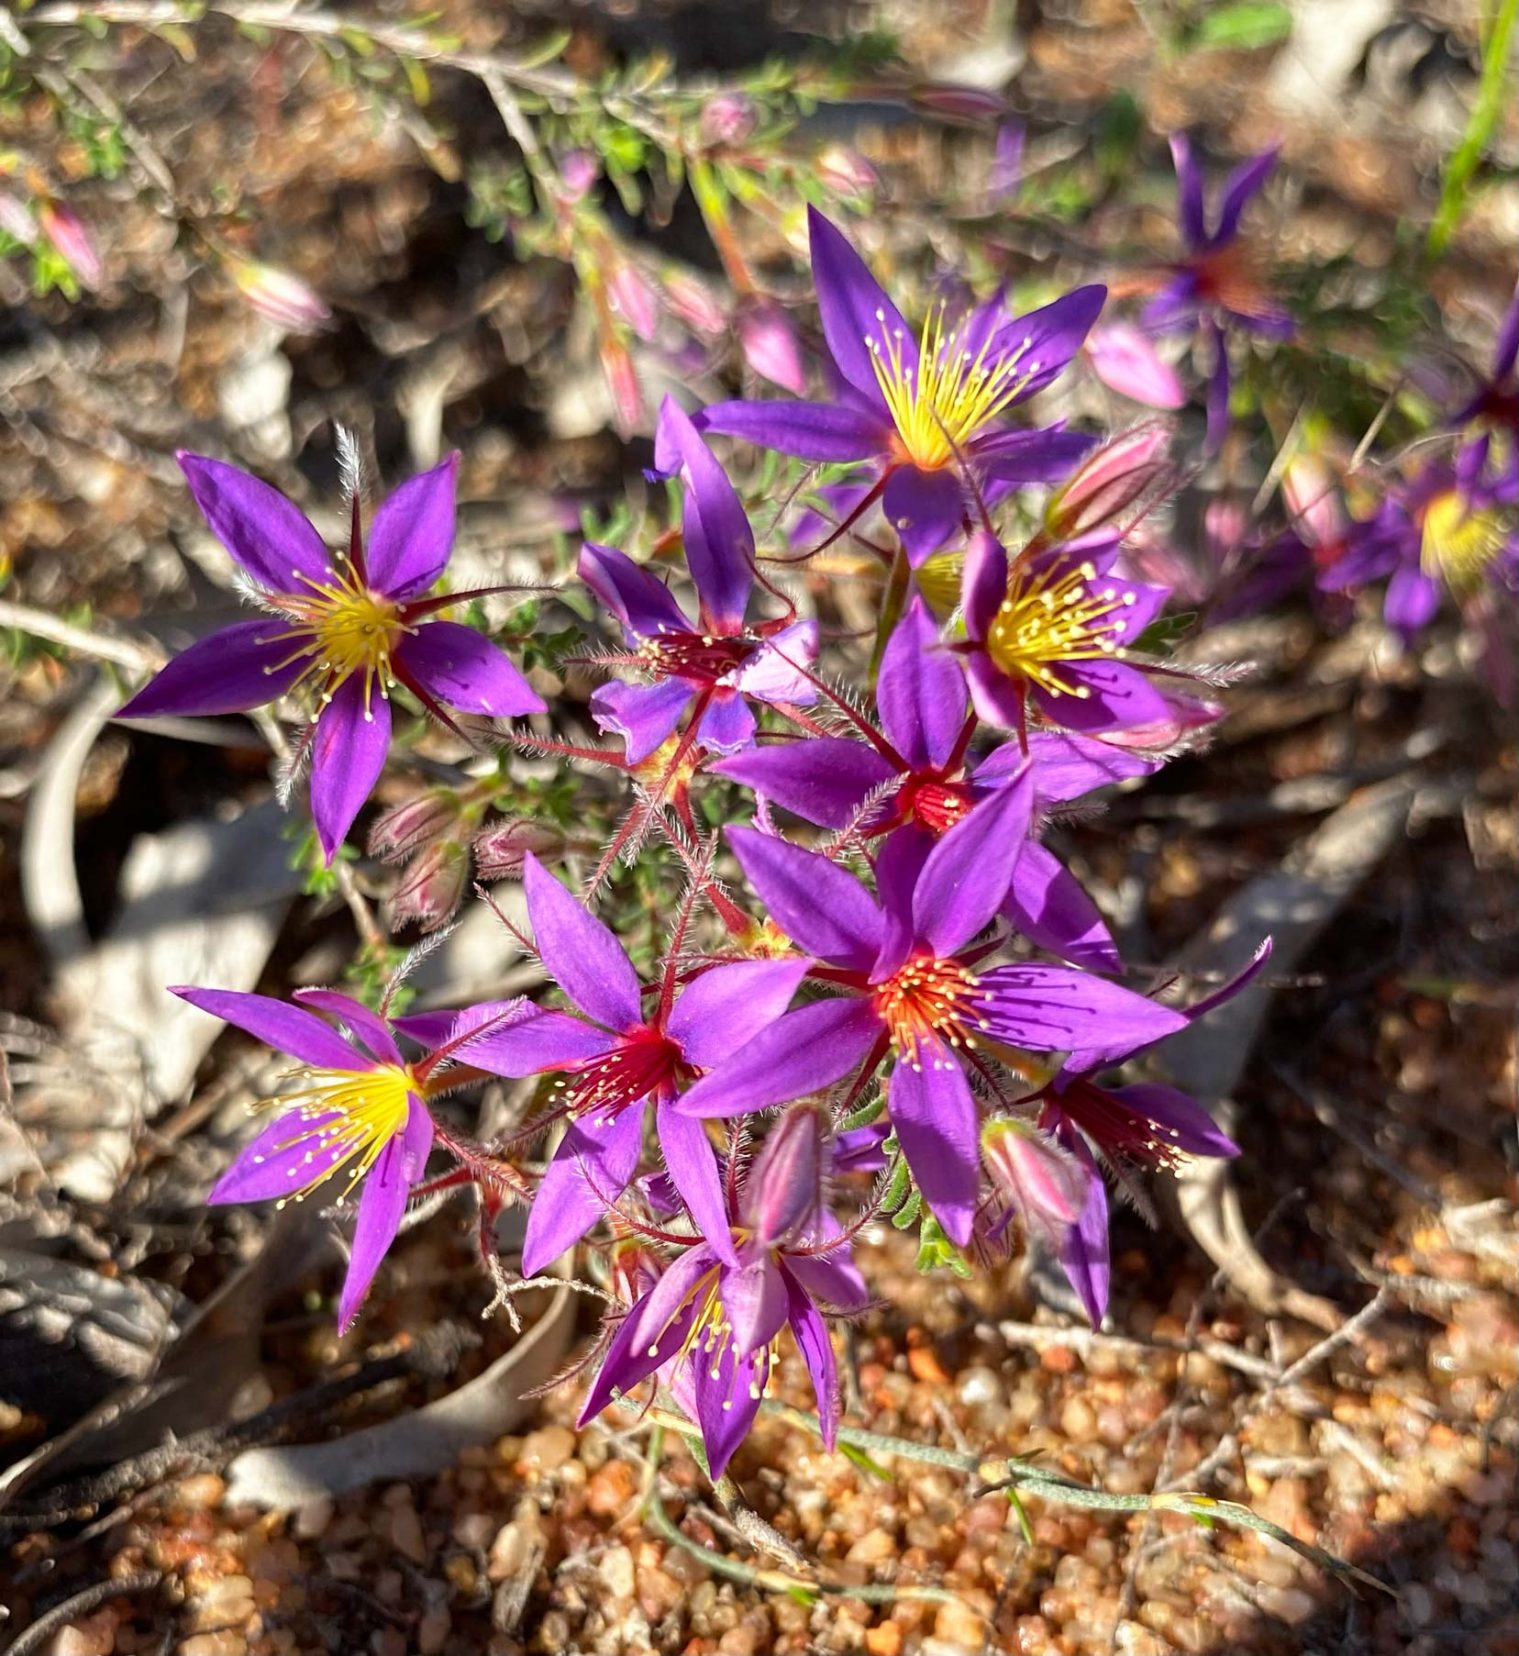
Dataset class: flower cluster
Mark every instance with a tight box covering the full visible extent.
[131,184,1407,1482]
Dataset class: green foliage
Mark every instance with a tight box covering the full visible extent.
[1428,0,1519,256]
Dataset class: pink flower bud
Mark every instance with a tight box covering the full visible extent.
[1282,455,1347,552]
[983,1119,1087,1241]
[909,83,1008,122]
[737,297,806,394]
[745,1102,824,1247]
[599,330,644,436]
[389,839,469,933]
[1085,323,1186,409]
[472,818,566,880]
[607,257,661,342]
[815,146,877,198]
[368,789,463,862]
[37,201,101,289]
[1047,423,1172,540]
[698,92,757,148]
[663,271,727,337]
[225,255,332,333]
[557,148,600,203]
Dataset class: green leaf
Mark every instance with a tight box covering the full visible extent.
[1192,3,1294,49]
[838,1442,893,1481]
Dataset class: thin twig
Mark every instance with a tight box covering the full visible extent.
[0,598,159,671]
[2,1573,164,1656]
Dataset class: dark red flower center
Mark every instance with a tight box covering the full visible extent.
[563,1027,685,1123]
[1044,1079,1185,1170]
[641,629,757,688]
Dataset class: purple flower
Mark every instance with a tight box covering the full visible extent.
[578,1103,868,1477]
[460,854,810,1276]
[957,528,1174,737]
[583,401,818,762]
[1317,438,1519,642]
[698,207,1104,562]
[176,985,517,1331]
[715,597,1159,970]
[676,788,1187,1246]
[118,453,545,860]
[1030,938,1272,1322]
[1143,135,1289,451]
[1452,276,1519,479]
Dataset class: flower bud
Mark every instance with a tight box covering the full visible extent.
[557,147,600,203]
[815,146,877,198]
[909,83,1008,122]
[1085,323,1186,410]
[369,789,463,862]
[472,818,565,880]
[663,270,727,336]
[698,92,757,148]
[745,1102,824,1247]
[389,839,469,933]
[737,297,806,394]
[37,201,101,289]
[599,329,644,436]
[0,190,36,247]
[1046,423,1172,541]
[983,1118,1087,1241]
[225,255,332,333]
[607,256,660,342]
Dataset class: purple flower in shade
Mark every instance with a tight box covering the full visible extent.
[175,985,517,1331]
[1452,276,1519,479]
[118,453,545,861]
[1143,135,1290,451]
[581,401,818,763]
[697,207,1105,563]
[676,787,1188,1246]
[458,854,810,1277]
[715,597,1159,970]
[956,527,1174,739]
[1317,438,1518,643]
[578,1103,868,1477]
[1025,939,1272,1324]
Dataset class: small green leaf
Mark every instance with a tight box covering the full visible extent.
[1192,3,1293,50]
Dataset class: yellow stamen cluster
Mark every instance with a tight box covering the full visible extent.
[641,1269,781,1408]
[1420,490,1509,593]
[874,955,987,1071]
[986,557,1138,697]
[867,305,1037,471]
[252,1062,416,1209]
[263,562,408,719]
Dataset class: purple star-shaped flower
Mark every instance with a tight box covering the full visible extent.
[460,854,809,1275]
[716,597,1160,970]
[119,452,545,860]
[676,786,1187,1246]
[578,1104,868,1478]
[582,401,818,763]
[694,207,1104,562]
[176,984,518,1331]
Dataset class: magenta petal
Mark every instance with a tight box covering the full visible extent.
[309,676,391,863]
[117,620,303,719]
[961,529,1009,641]
[1006,731,1160,802]
[807,206,913,406]
[676,996,880,1119]
[590,678,693,764]
[209,1108,344,1205]
[987,285,1108,401]
[522,854,642,1033]
[884,467,966,564]
[729,621,819,704]
[963,651,1026,731]
[877,597,967,769]
[1169,133,1207,249]
[461,1007,617,1077]
[1384,565,1440,639]
[784,1246,869,1314]
[1057,1132,1110,1325]
[699,397,889,463]
[720,1257,788,1354]
[520,1103,645,1276]
[688,1337,766,1478]
[783,1274,841,1448]
[172,986,363,1071]
[1107,1082,1239,1159]
[887,1044,979,1247]
[696,692,755,755]
[668,958,811,1069]
[579,541,690,637]
[579,1246,715,1423]
[177,452,331,593]
[1032,660,1173,733]
[1086,323,1187,409]
[713,738,895,829]
[656,1102,738,1264]
[911,768,1033,957]
[395,621,544,717]
[975,963,1188,1051]
[1214,147,1279,244]
[390,997,530,1051]
[728,825,885,969]
[662,399,754,632]
[365,453,458,598]
[292,988,403,1065]
[1002,842,1121,973]
[973,425,1099,483]
[337,1096,433,1331]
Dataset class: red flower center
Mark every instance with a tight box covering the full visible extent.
[564,1027,684,1123]
[641,629,756,688]
[873,955,986,1068]
[896,773,975,835]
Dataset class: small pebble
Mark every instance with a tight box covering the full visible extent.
[518,1426,576,1472]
